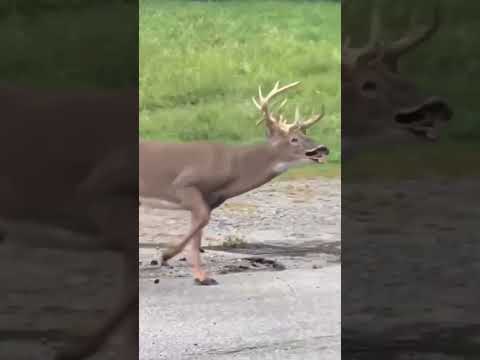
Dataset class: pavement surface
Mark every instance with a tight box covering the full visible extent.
[139,178,341,360]
[140,266,340,360]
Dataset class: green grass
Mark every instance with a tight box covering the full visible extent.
[140,0,341,172]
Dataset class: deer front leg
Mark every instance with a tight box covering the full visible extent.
[189,229,217,285]
[161,187,216,285]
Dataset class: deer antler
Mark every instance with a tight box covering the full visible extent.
[342,1,382,66]
[252,81,300,124]
[252,81,325,134]
[343,1,441,68]
[384,4,440,60]
[297,104,326,132]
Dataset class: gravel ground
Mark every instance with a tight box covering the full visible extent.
[139,178,341,280]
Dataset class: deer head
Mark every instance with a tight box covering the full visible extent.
[252,81,329,167]
[342,2,452,156]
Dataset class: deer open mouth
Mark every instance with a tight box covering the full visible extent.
[394,97,452,141]
[305,145,330,163]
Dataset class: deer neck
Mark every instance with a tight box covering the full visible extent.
[224,143,287,198]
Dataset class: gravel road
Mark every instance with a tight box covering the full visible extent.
[139,178,341,279]
[139,178,341,360]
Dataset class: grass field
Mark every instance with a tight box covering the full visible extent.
[139,0,341,176]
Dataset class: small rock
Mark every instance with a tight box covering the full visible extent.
[154,279,159,284]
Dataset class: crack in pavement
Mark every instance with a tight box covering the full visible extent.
[200,335,340,357]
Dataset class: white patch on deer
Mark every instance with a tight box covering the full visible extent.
[272,159,312,174]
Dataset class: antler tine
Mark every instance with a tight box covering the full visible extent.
[252,80,301,127]
[252,96,261,110]
[342,0,384,66]
[264,81,301,103]
[300,104,326,130]
[294,106,301,124]
[386,3,440,59]
[368,2,381,47]
[277,98,288,111]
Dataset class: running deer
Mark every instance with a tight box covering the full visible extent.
[342,2,453,159]
[139,81,329,285]
[0,86,138,360]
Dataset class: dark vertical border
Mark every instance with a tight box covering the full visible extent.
[342,0,480,359]
[0,0,139,359]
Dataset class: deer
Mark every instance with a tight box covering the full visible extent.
[139,81,330,286]
[342,1,453,159]
[0,85,138,360]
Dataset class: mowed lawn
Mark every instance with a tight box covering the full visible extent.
[140,0,341,177]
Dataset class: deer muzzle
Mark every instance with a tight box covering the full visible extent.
[305,145,330,163]
[394,97,452,141]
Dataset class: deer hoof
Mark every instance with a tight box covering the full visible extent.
[194,278,218,286]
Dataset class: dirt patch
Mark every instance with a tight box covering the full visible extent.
[218,257,286,274]
[206,241,341,258]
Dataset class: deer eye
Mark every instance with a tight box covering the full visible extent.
[290,137,299,144]
[361,80,377,94]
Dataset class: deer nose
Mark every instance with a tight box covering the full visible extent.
[317,145,330,155]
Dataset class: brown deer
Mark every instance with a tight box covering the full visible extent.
[0,85,138,360]
[139,81,329,285]
[342,2,452,159]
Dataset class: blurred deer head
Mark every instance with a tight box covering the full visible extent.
[342,2,452,158]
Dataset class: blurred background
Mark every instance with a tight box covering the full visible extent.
[344,0,480,178]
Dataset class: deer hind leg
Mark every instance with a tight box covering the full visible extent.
[55,149,138,360]
[54,207,138,360]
